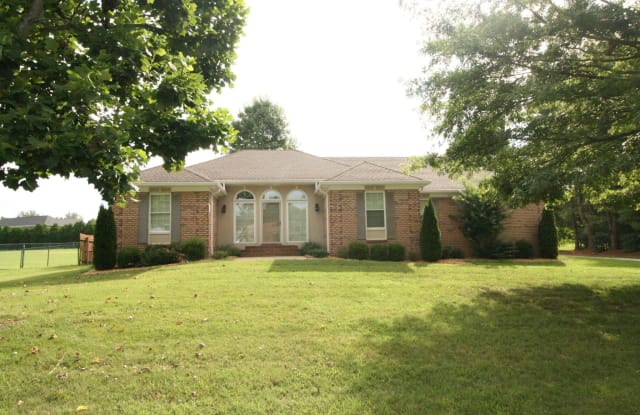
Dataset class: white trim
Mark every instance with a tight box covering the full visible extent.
[325,193,330,253]
[260,190,283,244]
[233,190,257,244]
[286,190,309,243]
[365,191,387,240]
[149,192,171,235]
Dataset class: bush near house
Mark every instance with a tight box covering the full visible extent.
[420,199,443,262]
[348,241,369,260]
[539,209,559,259]
[94,206,117,270]
[179,238,207,261]
[442,246,465,259]
[370,244,389,261]
[216,244,242,257]
[515,239,535,259]
[388,243,406,261]
[141,245,183,266]
[117,246,142,268]
[299,242,329,258]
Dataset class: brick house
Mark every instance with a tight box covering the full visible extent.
[114,150,543,257]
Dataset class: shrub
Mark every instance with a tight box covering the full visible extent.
[388,243,406,261]
[307,248,329,258]
[336,246,349,259]
[420,199,443,262]
[408,251,418,262]
[515,239,534,259]
[538,208,559,259]
[488,240,517,259]
[442,246,464,259]
[621,233,640,253]
[454,184,507,258]
[348,241,369,260]
[300,242,323,256]
[217,244,242,257]
[212,250,228,259]
[142,245,182,266]
[180,238,207,261]
[117,246,142,268]
[94,206,117,270]
[370,244,389,261]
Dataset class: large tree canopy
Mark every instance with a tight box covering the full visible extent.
[231,97,296,151]
[411,0,640,207]
[0,0,247,202]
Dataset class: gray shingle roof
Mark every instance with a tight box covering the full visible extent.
[0,216,80,228]
[139,150,471,192]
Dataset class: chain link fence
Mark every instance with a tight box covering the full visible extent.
[0,242,80,269]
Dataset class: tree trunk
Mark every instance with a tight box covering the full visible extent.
[572,213,580,250]
[608,212,618,250]
[576,196,595,250]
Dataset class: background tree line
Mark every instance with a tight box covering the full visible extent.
[0,221,95,244]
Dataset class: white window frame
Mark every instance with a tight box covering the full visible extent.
[149,193,171,235]
[365,191,386,230]
[286,190,308,243]
[260,190,283,244]
[234,191,257,244]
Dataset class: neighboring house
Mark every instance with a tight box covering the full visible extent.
[0,216,79,228]
[114,150,543,257]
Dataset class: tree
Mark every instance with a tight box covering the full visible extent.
[538,208,559,259]
[420,199,442,262]
[410,0,640,208]
[93,206,117,270]
[454,184,507,258]
[1,0,247,203]
[231,98,296,151]
[17,210,39,217]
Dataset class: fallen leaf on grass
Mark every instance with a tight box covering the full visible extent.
[30,346,39,354]
[91,357,101,364]
[56,372,68,379]
[151,392,162,400]
[76,405,88,412]
[16,400,24,406]
[49,334,57,340]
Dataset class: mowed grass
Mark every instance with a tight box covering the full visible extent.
[0,248,79,269]
[1,257,639,414]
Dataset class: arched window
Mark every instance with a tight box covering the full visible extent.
[234,191,256,243]
[287,190,308,242]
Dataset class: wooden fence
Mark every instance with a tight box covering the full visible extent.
[79,233,94,264]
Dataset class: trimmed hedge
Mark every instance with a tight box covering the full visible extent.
[370,244,389,261]
[388,243,406,261]
[94,206,117,270]
[538,209,559,259]
[180,238,207,261]
[515,239,535,259]
[348,241,369,260]
[420,199,443,262]
[142,245,183,266]
[117,246,142,268]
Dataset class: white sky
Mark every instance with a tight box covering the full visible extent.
[0,0,439,221]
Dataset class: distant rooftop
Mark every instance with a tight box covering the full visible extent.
[0,216,81,228]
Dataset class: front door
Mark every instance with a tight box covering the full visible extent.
[262,201,281,243]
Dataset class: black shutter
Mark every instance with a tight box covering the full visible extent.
[385,191,395,240]
[138,193,149,244]
[171,193,181,243]
[356,191,366,240]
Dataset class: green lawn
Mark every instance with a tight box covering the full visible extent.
[0,248,79,269]
[1,257,639,414]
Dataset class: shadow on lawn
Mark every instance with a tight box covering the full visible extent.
[268,258,414,273]
[349,283,640,414]
[0,267,150,289]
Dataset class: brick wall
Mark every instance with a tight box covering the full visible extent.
[113,195,144,251]
[392,190,421,256]
[179,192,211,254]
[434,198,543,257]
[327,189,422,257]
[328,190,358,255]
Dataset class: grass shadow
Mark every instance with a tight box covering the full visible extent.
[348,283,640,414]
[268,258,415,273]
[0,266,151,289]
[465,259,567,267]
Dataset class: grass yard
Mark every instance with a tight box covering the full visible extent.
[0,248,79,270]
[1,257,639,414]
